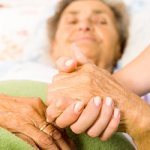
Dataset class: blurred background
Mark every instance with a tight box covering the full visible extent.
[0,0,150,73]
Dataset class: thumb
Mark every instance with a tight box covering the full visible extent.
[71,43,91,65]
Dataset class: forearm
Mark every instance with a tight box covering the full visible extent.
[112,72,150,149]
[113,44,150,96]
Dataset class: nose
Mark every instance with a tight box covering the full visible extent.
[77,20,92,32]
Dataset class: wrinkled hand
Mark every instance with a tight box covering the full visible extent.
[0,95,72,150]
[47,47,120,140]
[48,95,120,141]
[47,55,150,150]
[47,63,142,135]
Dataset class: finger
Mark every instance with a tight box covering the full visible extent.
[40,124,71,150]
[15,133,40,150]
[71,43,92,65]
[22,124,59,150]
[46,98,74,123]
[56,57,77,73]
[55,101,85,128]
[100,108,120,141]
[70,96,102,134]
[87,97,114,137]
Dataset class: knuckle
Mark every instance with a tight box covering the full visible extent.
[46,109,56,121]
[38,134,54,149]
[80,72,92,85]
[82,63,95,72]
[34,98,44,108]
[55,98,65,109]
[30,97,43,106]
[51,128,62,140]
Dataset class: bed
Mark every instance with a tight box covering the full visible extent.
[0,0,149,149]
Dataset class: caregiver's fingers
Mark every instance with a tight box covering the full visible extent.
[71,43,91,65]
[70,96,102,134]
[55,101,85,128]
[46,98,74,123]
[56,43,91,73]
[87,97,114,137]
[100,108,120,141]
[56,57,77,73]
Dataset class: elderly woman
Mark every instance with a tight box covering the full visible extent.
[48,44,150,150]
[0,0,129,149]
[44,1,150,150]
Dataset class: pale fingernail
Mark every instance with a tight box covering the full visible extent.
[65,59,74,67]
[106,97,112,106]
[114,108,120,118]
[74,101,84,114]
[93,96,101,106]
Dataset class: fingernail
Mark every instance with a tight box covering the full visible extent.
[114,108,120,118]
[74,101,84,114]
[106,97,112,106]
[65,59,74,67]
[93,96,101,106]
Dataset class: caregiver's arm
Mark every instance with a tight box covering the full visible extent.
[113,44,150,96]
[47,63,150,150]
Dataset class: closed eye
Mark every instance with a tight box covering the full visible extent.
[92,16,107,25]
[67,19,78,25]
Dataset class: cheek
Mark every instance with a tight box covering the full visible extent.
[97,26,119,50]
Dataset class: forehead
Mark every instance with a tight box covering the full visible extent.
[62,0,115,19]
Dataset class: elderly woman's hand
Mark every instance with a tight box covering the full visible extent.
[47,63,143,135]
[0,94,72,150]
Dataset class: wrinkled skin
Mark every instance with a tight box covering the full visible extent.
[51,0,121,72]
[47,63,150,150]
[0,95,73,150]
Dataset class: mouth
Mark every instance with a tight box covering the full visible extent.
[74,37,97,42]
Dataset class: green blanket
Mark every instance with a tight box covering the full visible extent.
[0,80,135,150]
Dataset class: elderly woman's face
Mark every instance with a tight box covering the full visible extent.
[52,0,121,71]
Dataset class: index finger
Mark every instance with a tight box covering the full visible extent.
[40,124,72,150]
[22,124,59,150]
[56,57,77,73]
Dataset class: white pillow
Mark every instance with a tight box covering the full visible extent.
[120,0,150,66]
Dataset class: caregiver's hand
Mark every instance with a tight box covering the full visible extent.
[47,63,143,134]
[46,45,90,123]
[50,96,120,141]
[56,43,90,73]
[0,95,72,150]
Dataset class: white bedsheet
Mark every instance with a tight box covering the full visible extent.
[0,0,150,80]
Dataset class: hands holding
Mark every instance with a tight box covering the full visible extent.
[46,44,121,141]
[46,44,150,150]
[0,94,72,150]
